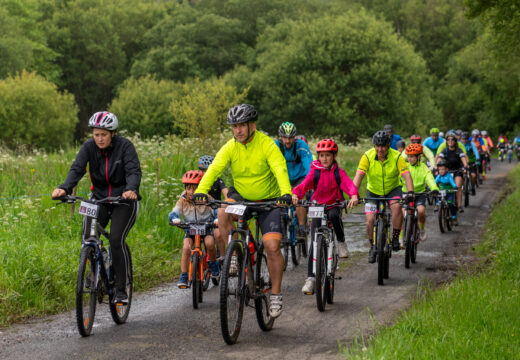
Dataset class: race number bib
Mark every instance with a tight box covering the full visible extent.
[225,204,246,216]
[189,224,206,236]
[439,190,447,197]
[365,203,377,213]
[308,207,324,219]
[78,201,99,218]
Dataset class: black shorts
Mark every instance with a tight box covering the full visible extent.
[245,207,282,236]
[365,186,402,213]
[415,194,427,207]
[450,169,464,179]
[468,163,478,174]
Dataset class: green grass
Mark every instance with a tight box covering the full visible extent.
[0,133,366,327]
[343,164,520,359]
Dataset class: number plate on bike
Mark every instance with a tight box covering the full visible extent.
[439,190,446,197]
[189,224,206,236]
[308,206,325,218]
[225,204,246,216]
[78,201,99,218]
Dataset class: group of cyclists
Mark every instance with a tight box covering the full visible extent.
[52,104,509,328]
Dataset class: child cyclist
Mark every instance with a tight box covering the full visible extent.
[402,144,439,242]
[435,159,459,225]
[168,170,220,288]
[292,139,359,294]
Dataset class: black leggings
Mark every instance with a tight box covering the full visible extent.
[82,201,139,290]
[307,206,344,277]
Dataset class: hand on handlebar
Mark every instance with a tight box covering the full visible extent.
[276,194,292,207]
[405,191,415,203]
[193,193,208,204]
[122,190,137,200]
[292,194,299,205]
[347,195,359,209]
[52,188,66,199]
[171,219,181,225]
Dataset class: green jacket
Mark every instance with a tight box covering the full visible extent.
[402,161,438,193]
[196,130,292,201]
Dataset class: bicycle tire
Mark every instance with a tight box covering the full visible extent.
[439,203,446,233]
[326,242,337,304]
[315,235,327,311]
[464,177,470,207]
[192,254,201,309]
[376,220,385,285]
[404,215,413,269]
[76,246,97,337]
[109,244,133,324]
[411,223,418,264]
[220,240,245,345]
[203,253,211,291]
[255,245,274,331]
[446,207,452,231]
[281,216,289,271]
[290,240,302,266]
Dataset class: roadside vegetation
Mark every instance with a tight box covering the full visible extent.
[344,164,520,359]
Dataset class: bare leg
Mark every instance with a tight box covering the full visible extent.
[263,235,283,294]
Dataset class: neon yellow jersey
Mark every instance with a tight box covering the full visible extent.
[437,140,467,154]
[357,148,410,196]
[401,162,438,193]
[196,130,292,201]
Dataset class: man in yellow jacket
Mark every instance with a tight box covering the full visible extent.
[194,104,292,319]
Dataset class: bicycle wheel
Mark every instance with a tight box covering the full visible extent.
[255,245,274,331]
[202,252,211,291]
[438,204,446,233]
[192,254,201,309]
[326,243,337,304]
[290,226,302,266]
[280,216,289,271]
[315,235,327,311]
[376,220,385,285]
[220,240,245,345]
[411,223,418,264]
[110,244,133,324]
[446,208,452,232]
[464,177,470,207]
[76,246,97,337]
[403,215,413,269]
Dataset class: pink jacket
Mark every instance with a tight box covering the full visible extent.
[293,160,358,205]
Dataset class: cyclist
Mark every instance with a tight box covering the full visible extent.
[198,155,228,257]
[435,159,458,224]
[383,124,403,150]
[497,133,508,145]
[402,144,439,242]
[52,111,141,304]
[296,135,317,160]
[497,137,507,160]
[352,131,414,264]
[460,131,480,195]
[514,133,520,147]
[193,104,292,319]
[292,139,359,293]
[169,170,219,288]
[423,128,445,156]
[275,122,313,237]
[435,131,469,214]
[481,130,494,151]
[403,134,435,170]
[469,129,489,180]
[396,140,406,154]
[439,131,445,139]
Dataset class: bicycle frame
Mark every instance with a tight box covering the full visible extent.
[309,205,337,277]
[82,217,113,296]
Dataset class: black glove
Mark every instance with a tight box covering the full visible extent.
[276,194,292,206]
[431,190,439,197]
[193,193,208,204]
[405,191,415,203]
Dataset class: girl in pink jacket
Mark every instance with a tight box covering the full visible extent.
[292,139,359,294]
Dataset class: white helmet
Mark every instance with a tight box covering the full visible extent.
[439,131,444,138]
[481,130,488,136]
[471,129,480,137]
[88,111,118,131]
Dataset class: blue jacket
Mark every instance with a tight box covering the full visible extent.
[463,142,480,162]
[275,139,312,183]
[435,173,457,189]
[423,136,445,155]
[390,134,403,150]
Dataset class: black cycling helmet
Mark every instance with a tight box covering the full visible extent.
[461,131,469,140]
[373,130,391,146]
[437,159,448,167]
[396,140,406,149]
[227,104,258,125]
[198,155,214,170]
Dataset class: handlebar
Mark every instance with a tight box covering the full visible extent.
[169,222,217,229]
[201,199,280,209]
[52,195,127,204]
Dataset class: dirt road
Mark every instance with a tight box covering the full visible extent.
[1,161,514,360]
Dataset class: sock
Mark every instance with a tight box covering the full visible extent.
[392,229,401,242]
[419,222,425,230]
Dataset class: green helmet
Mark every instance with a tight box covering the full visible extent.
[430,127,440,135]
[279,122,296,137]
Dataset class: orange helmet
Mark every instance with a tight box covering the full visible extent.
[316,139,338,153]
[405,143,423,155]
[182,170,203,184]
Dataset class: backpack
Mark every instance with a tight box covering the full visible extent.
[313,167,344,200]
[278,141,301,164]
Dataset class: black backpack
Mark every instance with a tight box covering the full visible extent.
[278,141,301,164]
[313,167,344,200]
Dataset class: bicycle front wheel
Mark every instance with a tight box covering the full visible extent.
[376,220,385,286]
[192,254,202,309]
[202,252,211,291]
[403,215,413,269]
[281,218,289,271]
[464,177,470,207]
[220,240,245,345]
[255,245,274,331]
[439,204,446,233]
[315,235,327,311]
[76,246,97,337]
[411,223,418,264]
[109,244,133,324]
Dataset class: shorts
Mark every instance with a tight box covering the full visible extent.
[450,169,464,179]
[468,163,478,174]
[245,207,282,236]
[365,186,402,214]
[415,193,427,207]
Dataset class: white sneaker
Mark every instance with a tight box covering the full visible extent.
[301,277,315,294]
[337,242,350,258]
[419,230,427,242]
[269,294,283,318]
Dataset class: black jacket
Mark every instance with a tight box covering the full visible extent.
[59,135,142,199]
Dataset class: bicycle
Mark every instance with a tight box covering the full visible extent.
[301,200,346,311]
[499,147,506,162]
[462,168,471,207]
[281,205,308,269]
[360,197,400,286]
[437,189,458,233]
[170,221,218,309]
[53,195,133,337]
[207,199,279,345]
[402,193,427,268]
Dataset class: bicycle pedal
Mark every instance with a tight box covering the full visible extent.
[335,276,342,280]
[178,285,188,289]
[303,291,314,295]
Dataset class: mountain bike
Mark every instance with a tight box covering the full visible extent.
[302,200,345,311]
[462,168,471,207]
[281,205,308,269]
[54,195,133,337]
[437,189,457,233]
[499,147,506,161]
[401,193,425,268]
[361,197,399,286]
[208,199,278,345]
[171,221,217,309]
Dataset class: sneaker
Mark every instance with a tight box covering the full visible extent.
[209,260,220,278]
[471,187,476,196]
[459,207,464,213]
[301,277,315,295]
[419,230,427,242]
[229,255,238,275]
[177,272,189,289]
[337,242,350,258]
[368,246,376,264]
[113,288,128,304]
[392,237,400,251]
[269,294,283,318]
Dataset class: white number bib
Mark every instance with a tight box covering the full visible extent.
[78,201,99,218]
[308,206,325,219]
[225,204,247,216]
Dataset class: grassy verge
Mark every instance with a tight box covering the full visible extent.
[343,164,520,359]
[0,134,366,327]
